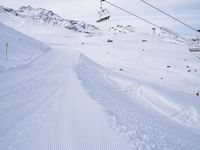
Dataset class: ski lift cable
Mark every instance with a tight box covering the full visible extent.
[103,0,160,29]
[100,0,103,9]
[139,0,199,34]
[102,0,200,48]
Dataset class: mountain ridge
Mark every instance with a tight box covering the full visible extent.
[0,5,99,34]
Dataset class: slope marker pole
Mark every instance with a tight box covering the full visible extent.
[6,42,8,61]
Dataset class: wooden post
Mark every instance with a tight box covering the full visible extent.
[6,42,8,61]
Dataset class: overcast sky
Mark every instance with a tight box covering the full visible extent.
[0,0,200,35]
[1,0,200,18]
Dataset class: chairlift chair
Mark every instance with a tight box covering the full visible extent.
[97,0,111,23]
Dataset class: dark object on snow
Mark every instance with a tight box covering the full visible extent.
[188,70,191,72]
[142,40,147,42]
[166,66,171,68]
[191,38,199,42]
[152,28,156,35]
[186,66,190,68]
[160,77,163,80]
[107,39,113,43]
[119,68,124,71]
[196,93,199,96]
[81,42,84,45]
[189,48,200,52]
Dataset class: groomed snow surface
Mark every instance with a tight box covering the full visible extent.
[0,20,200,150]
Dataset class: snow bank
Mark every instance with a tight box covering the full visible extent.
[174,107,200,129]
[75,53,200,150]
[0,23,49,71]
[137,85,200,129]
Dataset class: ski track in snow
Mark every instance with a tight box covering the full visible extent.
[1,17,200,149]
[0,48,132,150]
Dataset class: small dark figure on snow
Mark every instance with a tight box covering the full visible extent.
[107,39,113,43]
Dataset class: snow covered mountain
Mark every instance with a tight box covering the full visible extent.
[0,5,99,34]
[109,25,135,34]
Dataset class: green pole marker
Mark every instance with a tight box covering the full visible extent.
[6,42,8,61]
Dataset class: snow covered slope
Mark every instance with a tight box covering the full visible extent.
[0,22,49,71]
[77,32,200,94]
[74,31,200,149]
[75,53,200,149]
[0,8,200,149]
[0,5,99,35]
[0,35,132,150]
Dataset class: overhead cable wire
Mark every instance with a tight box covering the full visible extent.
[139,0,199,33]
[102,0,200,47]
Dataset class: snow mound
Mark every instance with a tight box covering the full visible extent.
[136,84,200,129]
[173,107,200,129]
[0,22,49,71]
[0,5,99,34]
[109,25,135,35]
[137,85,181,116]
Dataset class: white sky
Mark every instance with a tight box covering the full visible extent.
[0,0,200,35]
[1,0,200,18]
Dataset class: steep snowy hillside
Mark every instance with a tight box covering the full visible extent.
[0,22,49,71]
[0,5,99,35]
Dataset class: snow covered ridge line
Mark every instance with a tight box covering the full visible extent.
[109,25,135,34]
[0,5,99,34]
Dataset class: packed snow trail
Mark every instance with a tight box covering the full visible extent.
[0,48,131,150]
[1,19,200,149]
